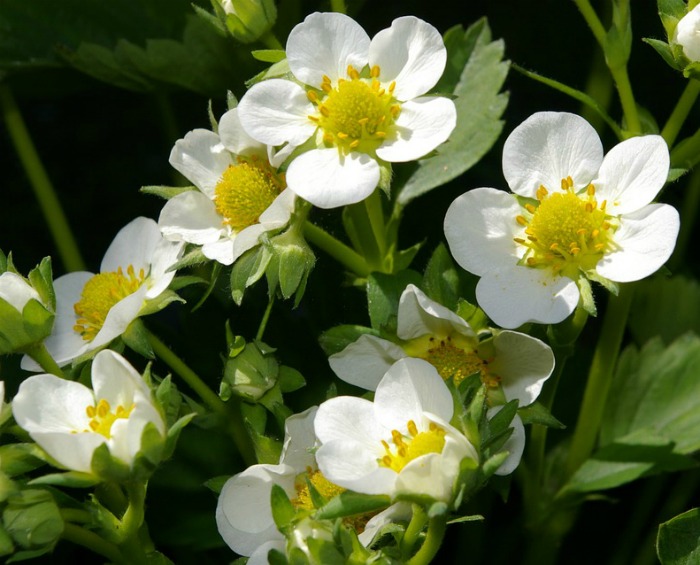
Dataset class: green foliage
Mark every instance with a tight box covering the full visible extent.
[657,507,700,565]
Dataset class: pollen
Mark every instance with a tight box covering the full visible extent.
[214,157,286,231]
[73,265,145,342]
[514,180,618,279]
[292,469,345,511]
[379,419,447,473]
[84,398,134,438]
[307,64,399,155]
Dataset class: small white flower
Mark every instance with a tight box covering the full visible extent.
[329,284,554,407]
[444,111,680,329]
[21,217,184,369]
[315,358,478,503]
[237,12,456,209]
[675,4,700,61]
[12,350,165,474]
[160,108,295,266]
[216,407,408,561]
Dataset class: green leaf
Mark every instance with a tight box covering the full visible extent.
[0,444,46,478]
[628,276,700,345]
[366,270,422,334]
[396,18,508,205]
[601,334,700,454]
[422,243,461,311]
[314,491,391,520]
[317,324,379,357]
[657,507,700,565]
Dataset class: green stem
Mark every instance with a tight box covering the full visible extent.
[260,29,283,50]
[118,482,146,544]
[0,85,85,272]
[144,327,256,466]
[330,0,346,14]
[564,285,635,478]
[62,523,126,563]
[406,514,447,565]
[303,221,370,277]
[662,79,700,147]
[23,342,66,378]
[573,0,607,48]
[400,504,428,559]
[60,508,93,524]
[344,189,389,272]
[669,166,700,272]
[610,66,642,135]
[256,294,275,341]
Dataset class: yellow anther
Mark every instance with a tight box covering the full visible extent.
[407,420,418,437]
[516,215,528,226]
[389,81,396,93]
[347,65,360,80]
[587,183,596,196]
[370,65,380,78]
[549,243,560,251]
[513,237,526,244]
[525,203,537,214]
[358,117,369,125]
[319,106,330,117]
[536,186,549,200]
[307,91,318,103]
[349,140,360,148]
[337,132,348,139]
[321,83,332,93]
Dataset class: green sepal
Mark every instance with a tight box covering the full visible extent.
[245,58,292,88]
[166,247,210,273]
[603,0,632,70]
[314,492,391,520]
[518,402,566,429]
[658,0,688,39]
[643,37,684,70]
[203,475,229,495]
[131,421,167,481]
[278,365,306,393]
[270,483,297,532]
[27,256,55,311]
[2,489,63,554]
[139,185,196,200]
[222,0,277,44]
[577,275,597,317]
[268,549,290,565]
[422,243,461,311]
[428,501,449,518]
[0,444,47,478]
[138,289,185,318]
[393,241,424,273]
[90,443,132,484]
[366,270,422,334]
[28,471,100,489]
[155,375,184,428]
[230,244,272,305]
[251,49,286,63]
[317,325,379,357]
[447,514,485,525]
[480,451,510,480]
[122,318,155,359]
[455,298,489,332]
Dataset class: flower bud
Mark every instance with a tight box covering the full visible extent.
[2,489,63,555]
[219,0,277,43]
[220,335,278,402]
[675,4,700,61]
[266,226,315,304]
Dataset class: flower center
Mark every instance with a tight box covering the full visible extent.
[403,334,499,387]
[379,419,446,473]
[307,65,400,155]
[84,398,134,438]
[73,265,145,342]
[213,157,285,231]
[514,178,618,280]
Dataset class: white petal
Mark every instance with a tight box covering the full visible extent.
[444,187,524,277]
[169,129,231,198]
[158,191,225,245]
[30,431,105,474]
[315,440,396,495]
[358,503,412,547]
[502,112,603,198]
[23,272,93,370]
[314,396,379,447]
[397,284,475,340]
[218,107,266,156]
[238,80,316,147]
[287,12,370,85]
[92,350,151,405]
[488,409,525,476]
[593,135,670,214]
[146,237,185,298]
[286,149,379,209]
[490,330,554,406]
[229,224,268,265]
[675,5,700,61]
[259,189,296,227]
[374,358,453,428]
[248,541,286,565]
[280,406,318,470]
[596,203,680,282]
[12,374,93,434]
[101,217,160,275]
[376,97,456,163]
[369,16,447,101]
[0,272,40,311]
[201,238,236,266]
[476,267,580,329]
[328,335,405,391]
[90,285,149,351]
[216,464,295,555]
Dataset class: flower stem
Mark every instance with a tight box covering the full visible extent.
[344,189,389,273]
[565,284,635,478]
[400,504,428,558]
[330,0,346,14]
[23,342,67,379]
[260,30,283,50]
[256,294,275,341]
[662,79,700,147]
[0,85,85,272]
[406,514,447,565]
[144,327,256,466]
[669,166,700,272]
[610,66,642,135]
[303,221,370,277]
[573,0,607,48]
[62,523,126,563]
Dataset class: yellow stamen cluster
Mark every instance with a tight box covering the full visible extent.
[213,156,286,231]
[379,419,447,473]
[73,265,145,342]
[307,64,399,155]
[514,177,618,280]
[84,398,134,438]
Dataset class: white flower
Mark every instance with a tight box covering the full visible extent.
[21,217,184,369]
[12,349,165,474]
[216,407,408,561]
[315,358,478,503]
[329,284,553,407]
[675,4,700,61]
[159,108,295,266]
[444,111,680,329]
[237,12,457,209]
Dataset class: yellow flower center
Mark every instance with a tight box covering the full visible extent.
[514,177,618,280]
[403,334,499,387]
[379,419,446,473]
[213,157,285,231]
[307,65,400,155]
[73,265,145,342]
[84,398,134,438]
